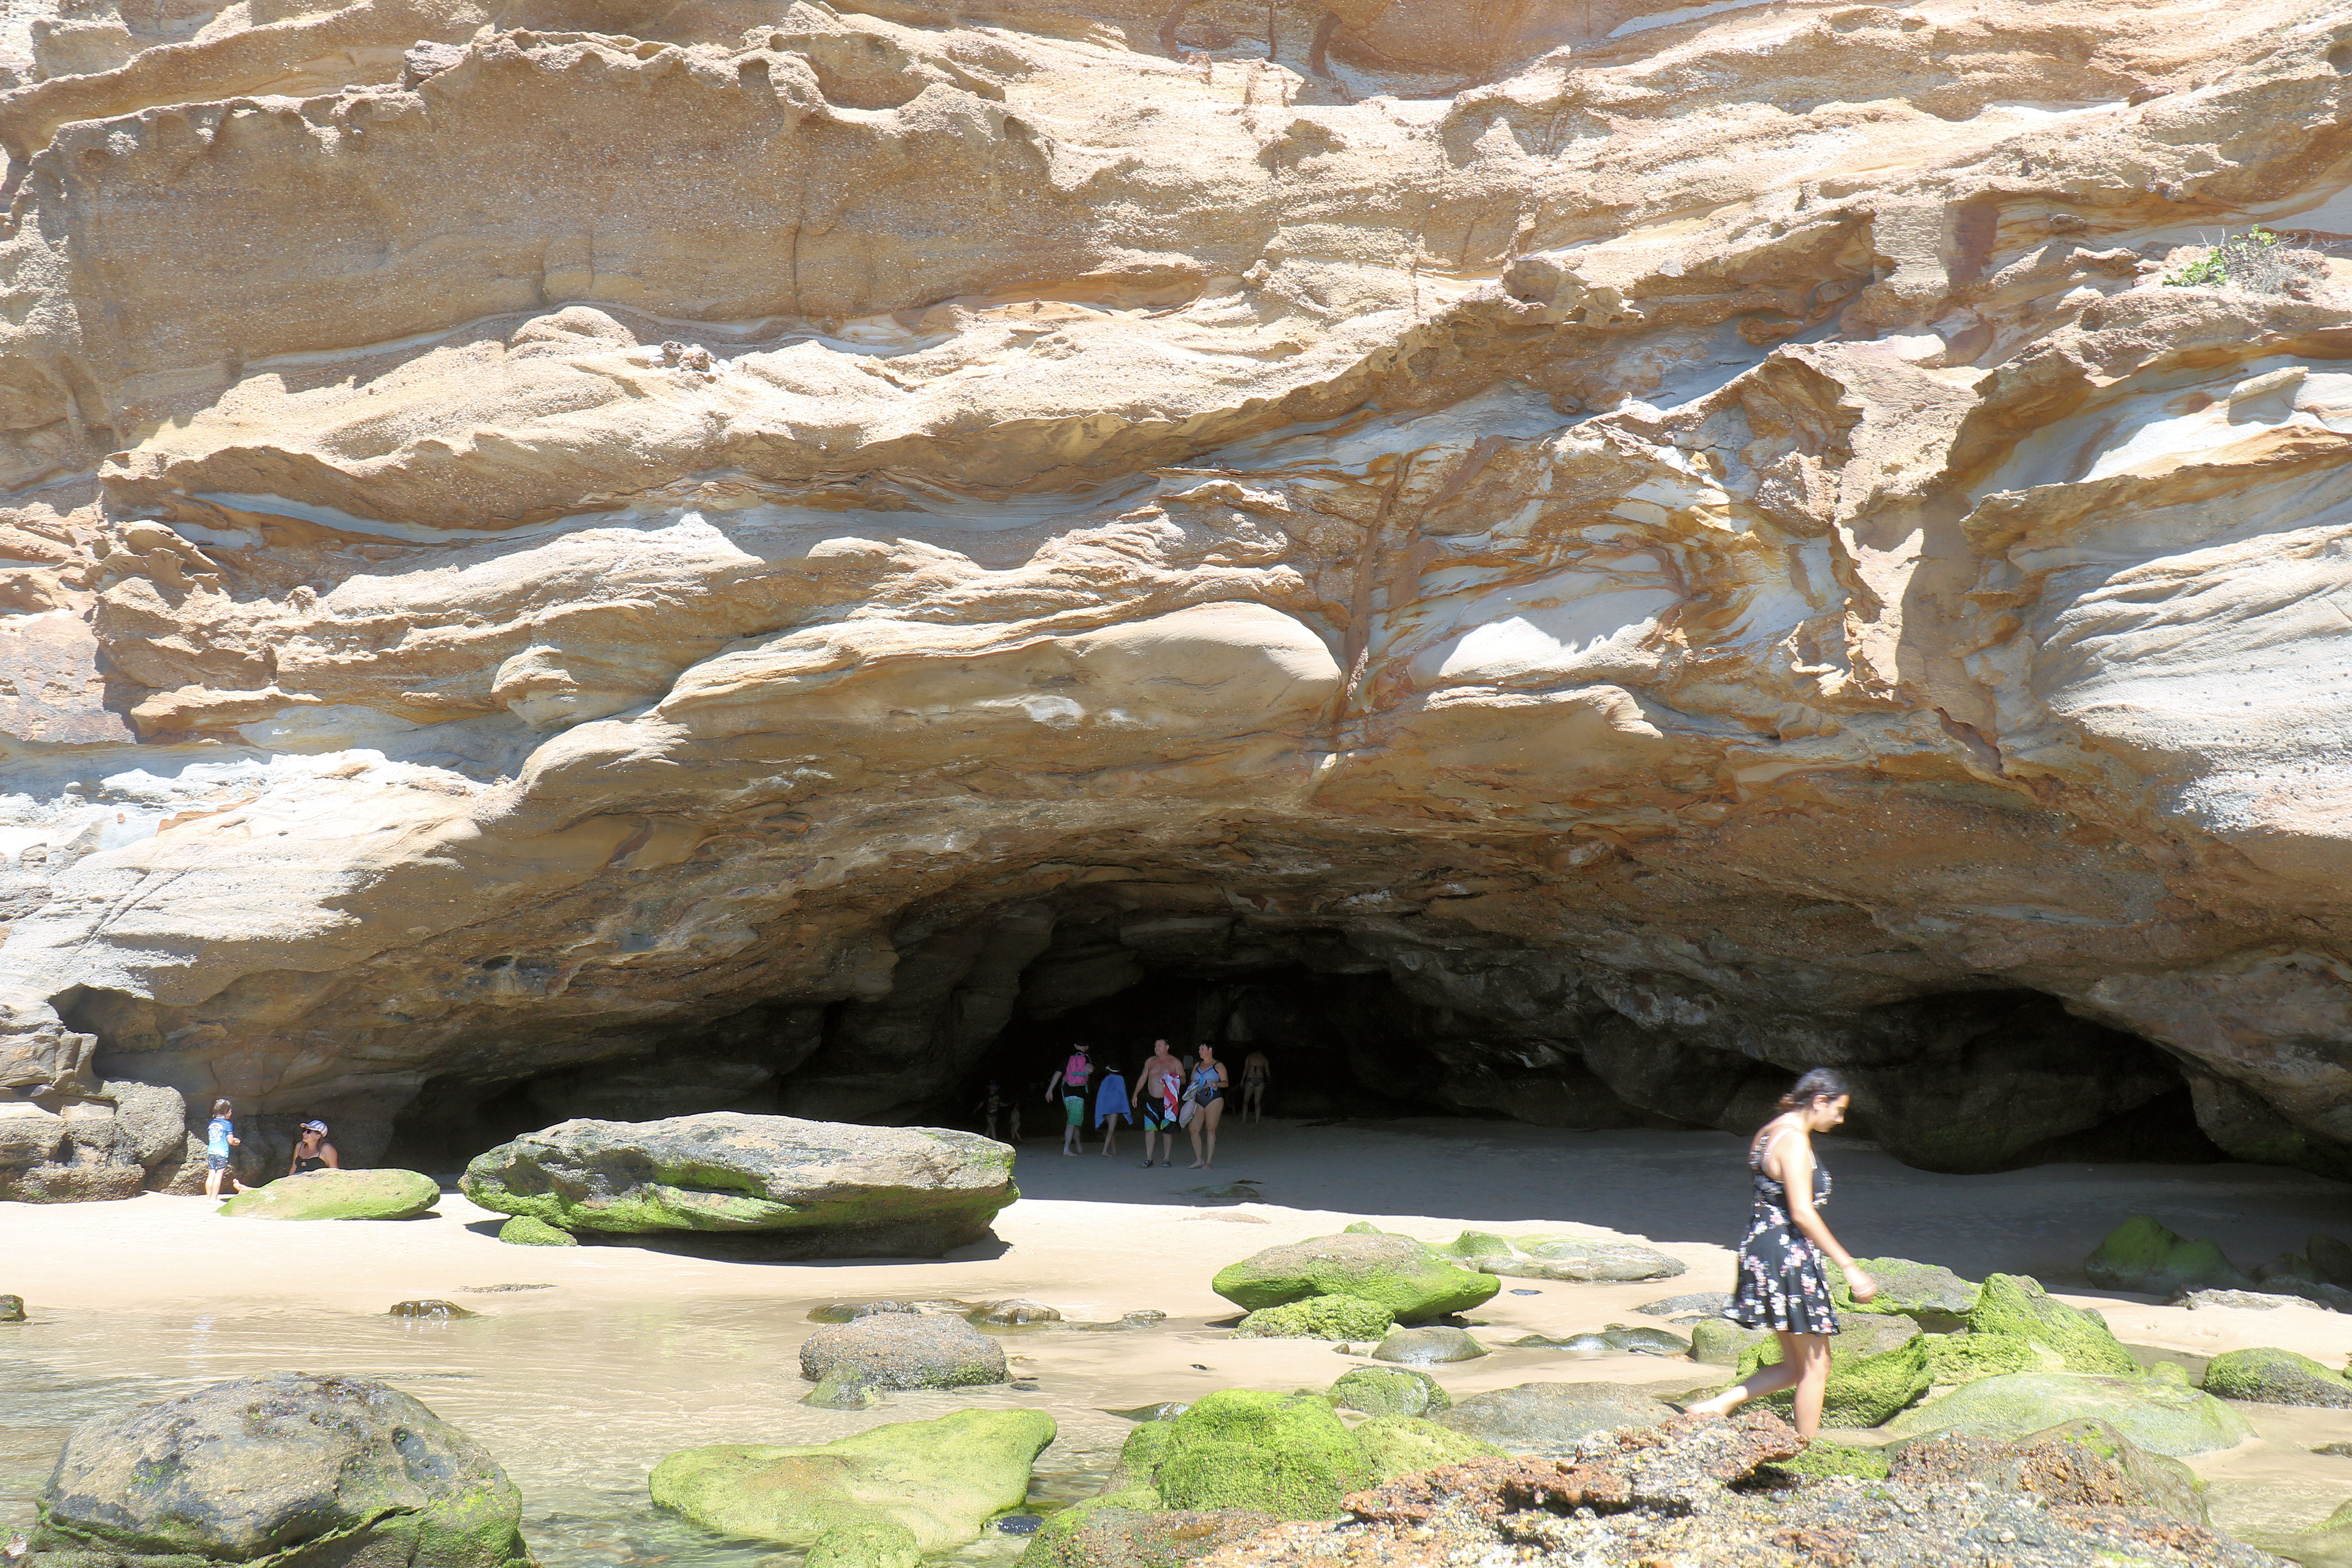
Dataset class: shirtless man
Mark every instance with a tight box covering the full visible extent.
[1136,1039,1185,1168]
[1240,1049,1271,1123]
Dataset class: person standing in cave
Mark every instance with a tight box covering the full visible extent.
[1094,1061,1129,1158]
[1184,1043,1229,1169]
[1137,1038,1184,1167]
[203,1099,246,1199]
[978,1080,1021,1143]
[1240,1049,1271,1123]
[1047,1045,1094,1156]
[1685,1069,1878,1445]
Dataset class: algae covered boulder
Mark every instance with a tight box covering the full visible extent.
[1689,1318,1771,1366]
[1829,1257,1980,1323]
[2202,1347,2352,1408]
[1145,1391,1375,1519]
[651,1408,1054,1548]
[1881,1372,2256,1456]
[31,1372,528,1568]
[1212,1233,1497,1321]
[800,1312,1009,1390]
[1965,1274,2138,1374]
[1232,1295,1393,1341]
[1733,1336,1933,1427]
[1329,1366,1449,1418]
[2084,1217,2256,1298]
[1352,1415,1504,1481]
[497,1215,577,1247]
[1432,1382,1675,1455]
[462,1112,1014,1258]
[216,1167,440,1220]
[2022,1418,2210,1525]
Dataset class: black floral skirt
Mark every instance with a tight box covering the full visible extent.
[1727,1199,1841,1336]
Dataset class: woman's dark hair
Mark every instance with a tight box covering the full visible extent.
[212,1098,233,1116]
[1776,1069,1852,1111]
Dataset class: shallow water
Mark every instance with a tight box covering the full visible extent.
[0,1296,1151,1567]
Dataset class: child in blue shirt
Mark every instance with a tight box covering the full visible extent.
[205,1098,246,1198]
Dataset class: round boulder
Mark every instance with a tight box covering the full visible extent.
[800,1312,1009,1390]
[496,1215,577,1247]
[461,1112,1013,1258]
[2202,1347,2352,1408]
[31,1372,527,1568]
[1329,1366,1450,1418]
[216,1168,440,1221]
[1881,1372,2257,1456]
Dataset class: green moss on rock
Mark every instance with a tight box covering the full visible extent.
[1212,1234,1497,1323]
[1964,1275,2137,1375]
[1920,1333,2062,1387]
[1353,1416,1504,1481]
[497,1215,576,1247]
[1330,1367,1450,1418]
[1016,1501,1269,1568]
[2083,1217,2255,1298]
[1148,1392,1374,1520]
[1234,1296,1394,1341]
[651,1408,1055,1549]
[2202,1347,2352,1408]
[807,1517,921,1568]
[2021,1418,2209,1524]
[216,1168,440,1221]
[1828,1257,1980,1320]
[1759,1440,1891,1481]
[1881,1373,2256,1457]
[1690,1318,1770,1366]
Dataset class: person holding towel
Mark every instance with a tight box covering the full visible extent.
[1094,1063,1129,1157]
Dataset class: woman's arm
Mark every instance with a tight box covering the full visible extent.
[287,1148,300,1177]
[1778,1135,1877,1301]
[321,1143,341,1170]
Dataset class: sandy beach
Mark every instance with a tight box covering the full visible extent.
[6,1119,2352,1560]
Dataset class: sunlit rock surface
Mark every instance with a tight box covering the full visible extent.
[4,0,2352,1192]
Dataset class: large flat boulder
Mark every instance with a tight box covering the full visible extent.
[1432,1382,1676,1456]
[460,1112,1014,1257]
[1211,1233,1497,1322]
[30,1372,527,1568]
[652,1408,1054,1549]
[216,1168,440,1220]
[1882,1373,2257,1456]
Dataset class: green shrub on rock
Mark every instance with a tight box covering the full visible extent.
[497,1215,577,1247]
[1233,1296,1394,1341]
[1353,1415,1504,1481]
[2083,1217,2254,1298]
[1329,1366,1450,1418]
[1881,1372,2255,1457]
[2202,1347,2352,1408]
[1965,1274,2137,1375]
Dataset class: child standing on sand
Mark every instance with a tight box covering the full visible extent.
[204,1098,243,1198]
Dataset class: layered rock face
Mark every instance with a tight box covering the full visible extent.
[3,0,2351,1190]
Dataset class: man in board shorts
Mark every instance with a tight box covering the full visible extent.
[1136,1038,1183,1168]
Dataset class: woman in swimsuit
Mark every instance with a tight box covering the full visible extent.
[1686,1069,1877,1443]
[1138,1040,1183,1168]
[287,1120,339,1178]
[1240,1050,1270,1123]
[1185,1044,1229,1169]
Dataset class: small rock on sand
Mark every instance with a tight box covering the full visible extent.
[799,1312,1009,1390]
[1372,1327,1487,1365]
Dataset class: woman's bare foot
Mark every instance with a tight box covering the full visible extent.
[1188,1161,1207,1169]
[1682,1392,1739,1419]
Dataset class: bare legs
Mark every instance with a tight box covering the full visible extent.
[1061,1103,1082,1155]
[1243,1083,1264,1123]
[204,1165,226,1199]
[1100,1114,1122,1157]
[1187,1098,1224,1168]
[1684,1331,1833,1442]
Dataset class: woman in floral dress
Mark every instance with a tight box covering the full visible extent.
[1687,1069,1878,1442]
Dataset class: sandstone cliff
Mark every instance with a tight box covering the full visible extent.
[2,0,2350,1195]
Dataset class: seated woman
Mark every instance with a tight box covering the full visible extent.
[287,1120,340,1177]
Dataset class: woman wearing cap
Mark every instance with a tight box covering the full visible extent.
[287,1120,340,1177]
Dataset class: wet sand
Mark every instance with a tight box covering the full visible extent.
[4,1119,2351,1557]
